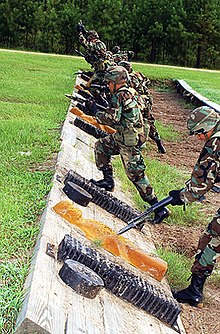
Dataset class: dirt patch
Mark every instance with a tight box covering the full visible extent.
[149,85,220,334]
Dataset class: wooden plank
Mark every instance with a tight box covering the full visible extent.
[15,81,186,334]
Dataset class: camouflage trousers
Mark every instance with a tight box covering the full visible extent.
[94,135,155,202]
[192,208,220,277]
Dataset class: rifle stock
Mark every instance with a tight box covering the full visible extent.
[117,196,173,235]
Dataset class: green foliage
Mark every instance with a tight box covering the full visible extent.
[133,63,220,104]
[0,0,220,68]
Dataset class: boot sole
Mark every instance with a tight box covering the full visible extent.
[175,298,203,308]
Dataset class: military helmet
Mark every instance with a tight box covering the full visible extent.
[104,65,129,84]
[112,45,120,53]
[86,30,99,40]
[118,61,132,73]
[187,106,220,135]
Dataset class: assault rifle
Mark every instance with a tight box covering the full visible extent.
[65,93,107,112]
[117,196,173,235]
[75,49,85,58]
[75,48,99,67]
[149,133,166,154]
[74,70,91,82]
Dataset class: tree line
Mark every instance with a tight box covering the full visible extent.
[0,0,220,69]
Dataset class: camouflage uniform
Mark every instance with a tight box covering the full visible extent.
[179,111,220,278]
[113,50,134,64]
[129,70,162,142]
[94,85,156,202]
[180,122,220,277]
[79,31,107,71]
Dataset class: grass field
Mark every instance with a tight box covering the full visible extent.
[0,49,220,333]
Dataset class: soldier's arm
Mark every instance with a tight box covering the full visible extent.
[79,33,88,48]
[95,41,107,57]
[180,137,220,203]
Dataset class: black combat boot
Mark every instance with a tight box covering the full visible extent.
[172,274,207,307]
[148,197,170,224]
[155,138,166,154]
[90,167,115,192]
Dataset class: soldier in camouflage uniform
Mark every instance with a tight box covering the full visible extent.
[77,24,114,85]
[90,65,169,224]
[78,30,107,71]
[118,61,166,154]
[112,46,135,64]
[169,106,220,306]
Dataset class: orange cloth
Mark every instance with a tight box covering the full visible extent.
[53,200,167,281]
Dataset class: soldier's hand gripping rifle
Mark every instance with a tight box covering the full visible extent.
[117,196,173,235]
[76,20,87,35]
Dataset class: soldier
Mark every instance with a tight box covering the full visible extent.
[78,28,107,71]
[118,61,166,154]
[90,65,169,224]
[169,106,220,306]
[77,22,110,85]
[112,46,134,64]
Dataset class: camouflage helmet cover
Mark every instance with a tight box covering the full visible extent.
[112,45,120,53]
[104,65,129,84]
[187,106,220,135]
[86,30,99,40]
[118,61,132,73]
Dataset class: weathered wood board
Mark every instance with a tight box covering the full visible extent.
[15,81,186,334]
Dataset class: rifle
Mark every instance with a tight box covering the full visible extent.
[74,71,91,82]
[90,84,109,94]
[77,88,109,109]
[117,196,173,235]
[65,93,107,111]
[75,49,85,58]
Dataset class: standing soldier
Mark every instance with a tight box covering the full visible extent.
[118,61,166,154]
[169,106,220,306]
[77,22,111,85]
[89,65,169,224]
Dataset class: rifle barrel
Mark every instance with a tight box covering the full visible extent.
[117,196,173,235]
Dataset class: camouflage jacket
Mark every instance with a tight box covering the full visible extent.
[113,50,129,64]
[180,122,220,203]
[79,33,107,70]
[129,71,151,98]
[95,86,145,146]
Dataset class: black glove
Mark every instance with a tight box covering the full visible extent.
[76,23,86,35]
[155,139,166,154]
[169,190,184,206]
[85,99,97,116]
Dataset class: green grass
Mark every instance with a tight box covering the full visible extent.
[157,248,193,289]
[133,62,220,104]
[0,51,87,333]
[113,154,206,227]
[1,50,220,332]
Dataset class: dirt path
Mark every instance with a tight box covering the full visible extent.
[149,85,220,334]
